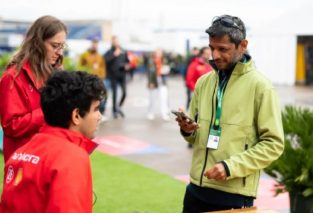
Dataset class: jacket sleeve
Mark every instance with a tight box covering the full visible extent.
[224,88,285,179]
[0,74,44,138]
[125,52,130,64]
[100,56,106,79]
[79,52,87,67]
[45,150,93,213]
[181,76,203,144]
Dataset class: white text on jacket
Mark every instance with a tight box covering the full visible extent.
[11,152,40,164]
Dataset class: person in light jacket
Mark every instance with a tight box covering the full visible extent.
[175,14,284,212]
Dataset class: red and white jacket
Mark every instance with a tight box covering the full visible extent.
[0,125,98,213]
[0,62,45,162]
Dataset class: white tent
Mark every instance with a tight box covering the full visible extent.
[248,1,313,85]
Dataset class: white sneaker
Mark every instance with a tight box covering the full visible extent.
[100,115,109,123]
[147,113,155,120]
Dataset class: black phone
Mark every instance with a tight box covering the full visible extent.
[171,110,194,123]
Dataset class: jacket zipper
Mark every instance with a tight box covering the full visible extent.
[243,143,248,187]
[200,77,218,186]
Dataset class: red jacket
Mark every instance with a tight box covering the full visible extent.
[186,57,213,91]
[0,125,98,213]
[0,62,45,162]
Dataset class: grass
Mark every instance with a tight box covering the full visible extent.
[91,151,186,213]
[0,153,3,193]
[0,151,186,213]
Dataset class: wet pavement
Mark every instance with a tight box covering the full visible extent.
[97,74,193,177]
[95,73,313,212]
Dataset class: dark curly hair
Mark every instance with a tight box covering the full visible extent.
[205,15,246,47]
[41,71,106,128]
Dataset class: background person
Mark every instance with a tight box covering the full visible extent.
[146,52,159,120]
[104,36,130,119]
[184,47,199,110]
[185,46,213,148]
[176,15,284,212]
[146,49,171,121]
[0,71,106,212]
[79,39,108,122]
[186,47,213,104]
[0,15,67,162]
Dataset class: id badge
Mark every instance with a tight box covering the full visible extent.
[207,127,221,149]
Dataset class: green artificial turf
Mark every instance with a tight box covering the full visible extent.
[0,152,186,213]
[91,151,186,213]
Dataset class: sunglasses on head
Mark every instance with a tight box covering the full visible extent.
[212,16,241,30]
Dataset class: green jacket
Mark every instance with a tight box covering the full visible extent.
[183,59,284,197]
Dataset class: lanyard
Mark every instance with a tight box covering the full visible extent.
[213,76,227,128]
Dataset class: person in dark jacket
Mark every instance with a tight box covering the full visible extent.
[104,36,130,119]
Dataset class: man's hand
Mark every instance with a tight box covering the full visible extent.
[203,163,226,181]
[175,111,199,134]
[124,64,130,71]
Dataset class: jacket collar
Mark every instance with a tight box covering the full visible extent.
[22,61,43,89]
[39,124,98,154]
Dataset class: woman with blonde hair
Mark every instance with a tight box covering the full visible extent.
[0,15,67,162]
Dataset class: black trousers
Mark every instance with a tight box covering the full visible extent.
[111,76,126,113]
[183,187,245,213]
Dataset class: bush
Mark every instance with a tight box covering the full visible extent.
[63,56,77,71]
[264,105,313,197]
[0,53,12,77]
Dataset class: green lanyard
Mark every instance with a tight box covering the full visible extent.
[213,77,227,128]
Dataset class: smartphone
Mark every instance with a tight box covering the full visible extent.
[171,110,194,123]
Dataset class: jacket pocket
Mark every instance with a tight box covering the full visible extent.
[197,118,211,149]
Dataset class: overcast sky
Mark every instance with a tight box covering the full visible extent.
[1,0,309,24]
[0,0,310,38]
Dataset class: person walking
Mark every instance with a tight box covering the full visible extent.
[146,49,170,121]
[175,15,284,212]
[104,36,130,119]
[0,15,67,162]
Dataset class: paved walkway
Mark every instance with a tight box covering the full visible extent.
[96,73,313,212]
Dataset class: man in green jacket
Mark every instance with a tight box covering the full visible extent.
[175,15,284,212]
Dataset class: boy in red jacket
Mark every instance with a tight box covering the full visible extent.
[0,71,106,213]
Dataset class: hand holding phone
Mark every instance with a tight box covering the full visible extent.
[172,110,199,133]
[171,110,194,123]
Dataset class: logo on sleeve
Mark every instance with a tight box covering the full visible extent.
[14,168,23,186]
[5,165,14,184]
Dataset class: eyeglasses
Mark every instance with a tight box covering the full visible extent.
[212,16,241,30]
[49,42,68,51]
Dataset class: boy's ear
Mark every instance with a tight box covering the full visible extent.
[71,108,81,126]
